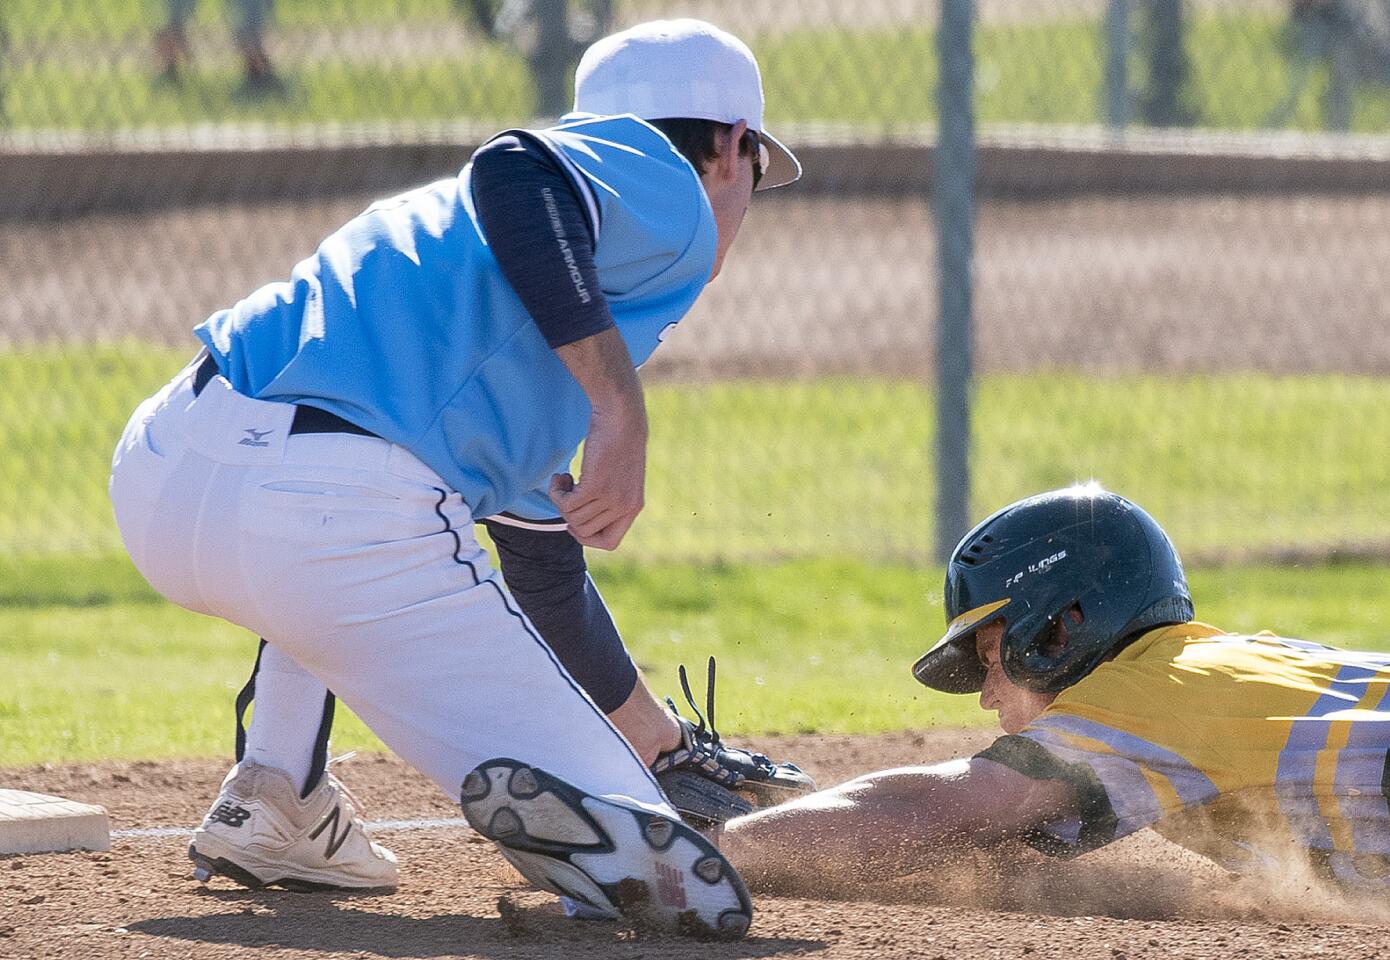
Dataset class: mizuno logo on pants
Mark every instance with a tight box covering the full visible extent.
[239,428,273,447]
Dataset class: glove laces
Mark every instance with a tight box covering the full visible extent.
[663,655,778,777]
[672,656,723,747]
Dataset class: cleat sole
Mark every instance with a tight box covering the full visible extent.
[489,807,524,840]
[461,769,491,801]
[643,817,674,849]
[694,856,724,884]
[720,912,751,937]
[189,848,265,890]
[508,767,540,798]
[187,845,394,893]
[460,758,752,940]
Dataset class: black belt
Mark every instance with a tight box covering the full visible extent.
[191,353,380,439]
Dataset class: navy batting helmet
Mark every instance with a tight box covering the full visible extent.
[913,485,1194,695]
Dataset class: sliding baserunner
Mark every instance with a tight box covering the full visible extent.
[726,486,1390,897]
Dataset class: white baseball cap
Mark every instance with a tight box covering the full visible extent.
[572,19,802,191]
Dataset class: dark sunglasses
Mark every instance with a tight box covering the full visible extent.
[743,128,765,190]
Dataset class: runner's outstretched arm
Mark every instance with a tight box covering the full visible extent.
[721,758,1077,891]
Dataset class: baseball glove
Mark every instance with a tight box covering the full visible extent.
[652,657,816,829]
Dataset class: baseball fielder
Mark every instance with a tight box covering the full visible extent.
[110,19,810,938]
[725,486,1390,895]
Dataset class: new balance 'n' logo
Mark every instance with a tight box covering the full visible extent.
[655,862,687,909]
[309,806,351,860]
[208,802,252,828]
[239,428,273,448]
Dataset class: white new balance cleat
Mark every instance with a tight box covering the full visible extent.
[460,758,752,939]
[188,761,398,891]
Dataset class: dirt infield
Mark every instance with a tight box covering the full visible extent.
[6,191,1389,376]
[5,730,1390,960]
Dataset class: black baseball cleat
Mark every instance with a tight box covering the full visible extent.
[460,758,753,939]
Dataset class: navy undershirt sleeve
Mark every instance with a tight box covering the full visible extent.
[469,134,616,349]
[482,518,639,714]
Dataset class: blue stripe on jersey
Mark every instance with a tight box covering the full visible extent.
[1029,714,1220,809]
[1253,635,1390,668]
[1274,661,1382,849]
[1024,726,1165,838]
[1332,680,1390,855]
[1255,637,1340,653]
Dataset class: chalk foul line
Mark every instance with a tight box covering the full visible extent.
[111,816,472,840]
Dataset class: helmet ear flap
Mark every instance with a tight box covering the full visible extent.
[1000,600,1085,693]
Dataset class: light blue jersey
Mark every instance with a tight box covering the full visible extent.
[195,114,716,521]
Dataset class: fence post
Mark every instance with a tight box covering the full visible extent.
[532,0,572,119]
[0,4,9,128]
[934,0,976,562]
[1325,41,1355,132]
[1137,0,1192,126]
[1104,0,1132,131]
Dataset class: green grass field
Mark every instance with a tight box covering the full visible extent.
[6,0,460,41]
[1,342,1388,765]
[6,10,1390,132]
[2,553,1388,766]
[4,345,1389,562]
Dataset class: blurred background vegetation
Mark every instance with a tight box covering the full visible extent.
[3,0,1388,762]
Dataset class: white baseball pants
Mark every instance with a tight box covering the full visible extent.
[109,356,672,815]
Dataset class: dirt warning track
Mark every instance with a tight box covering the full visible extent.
[6,191,1389,377]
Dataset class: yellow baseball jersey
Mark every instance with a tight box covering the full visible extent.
[977,622,1390,888]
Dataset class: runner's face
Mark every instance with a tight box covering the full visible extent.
[976,622,1058,734]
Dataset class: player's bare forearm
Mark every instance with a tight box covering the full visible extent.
[722,762,970,889]
[607,674,683,762]
[554,326,646,419]
[721,758,1077,892]
[551,327,648,550]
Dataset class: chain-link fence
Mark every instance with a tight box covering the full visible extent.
[8,0,1390,134]
[3,0,1388,565]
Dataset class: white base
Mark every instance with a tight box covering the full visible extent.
[0,789,111,855]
